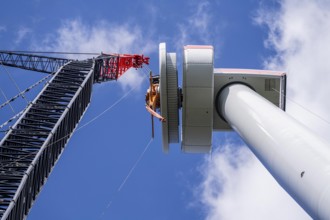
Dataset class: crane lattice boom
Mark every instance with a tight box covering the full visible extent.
[0,51,150,82]
[0,51,149,220]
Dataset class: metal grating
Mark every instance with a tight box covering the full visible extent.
[0,60,94,220]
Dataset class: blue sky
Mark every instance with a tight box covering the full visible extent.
[1,0,330,219]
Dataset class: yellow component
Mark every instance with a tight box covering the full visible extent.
[145,72,165,138]
[145,72,160,111]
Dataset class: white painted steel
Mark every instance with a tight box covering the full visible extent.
[218,84,330,219]
[159,43,179,152]
[182,45,214,153]
[213,69,286,131]
[159,43,169,152]
[166,53,179,144]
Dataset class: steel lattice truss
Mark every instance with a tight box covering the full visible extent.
[0,60,94,219]
[0,51,72,74]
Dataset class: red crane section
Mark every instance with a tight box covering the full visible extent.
[95,53,149,82]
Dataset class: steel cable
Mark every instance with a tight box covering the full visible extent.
[0,74,51,110]
[0,63,29,104]
[99,137,153,219]
[0,108,26,130]
[0,87,15,113]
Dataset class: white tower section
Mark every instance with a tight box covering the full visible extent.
[182,46,214,153]
[218,84,330,219]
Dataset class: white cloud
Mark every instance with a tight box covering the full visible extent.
[175,0,223,50]
[117,68,147,92]
[188,1,211,33]
[0,26,6,32]
[197,145,311,220]
[15,27,31,45]
[256,0,330,140]
[198,0,330,219]
[34,19,155,90]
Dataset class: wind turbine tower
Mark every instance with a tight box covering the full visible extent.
[145,43,330,219]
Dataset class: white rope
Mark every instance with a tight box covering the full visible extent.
[117,138,153,192]
[99,138,153,219]
[75,83,138,132]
